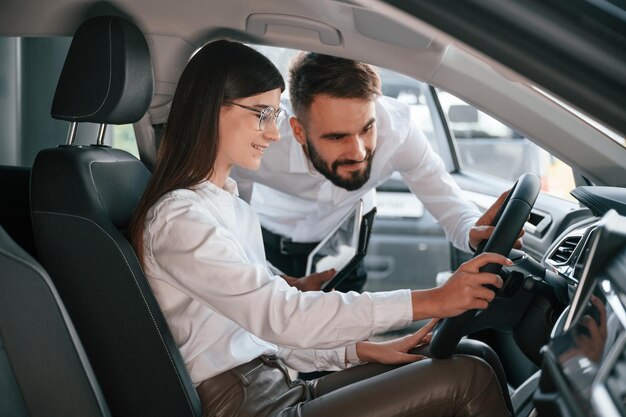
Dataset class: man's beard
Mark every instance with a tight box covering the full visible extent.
[305,136,374,191]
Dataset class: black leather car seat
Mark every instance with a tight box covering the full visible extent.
[0,226,111,417]
[30,16,201,417]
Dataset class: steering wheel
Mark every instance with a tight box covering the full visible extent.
[430,173,541,358]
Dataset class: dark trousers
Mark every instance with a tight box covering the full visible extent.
[195,354,511,417]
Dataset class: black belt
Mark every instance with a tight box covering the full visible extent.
[261,227,320,256]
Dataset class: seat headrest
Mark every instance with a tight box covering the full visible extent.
[51,16,153,124]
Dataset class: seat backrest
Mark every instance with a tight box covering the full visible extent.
[30,16,201,417]
[0,226,111,417]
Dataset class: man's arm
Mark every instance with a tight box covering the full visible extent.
[468,190,524,251]
[391,120,481,252]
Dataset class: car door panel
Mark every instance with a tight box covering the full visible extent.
[365,181,449,292]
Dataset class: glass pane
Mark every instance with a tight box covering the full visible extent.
[438,90,576,201]
[112,124,139,158]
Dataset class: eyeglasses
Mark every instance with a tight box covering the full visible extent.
[224,101,286,132]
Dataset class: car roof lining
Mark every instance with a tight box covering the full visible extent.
[2,0,625,186]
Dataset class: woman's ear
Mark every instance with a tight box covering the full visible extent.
[289,117,307,146]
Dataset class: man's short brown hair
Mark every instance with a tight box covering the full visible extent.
[289,53,381,122]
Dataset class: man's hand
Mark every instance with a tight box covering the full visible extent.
[281,269,335,292]
[469,190,525,251]
[411,252,512,320]
[355,319,439,365]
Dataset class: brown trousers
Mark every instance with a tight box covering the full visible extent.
[196,354,511,417]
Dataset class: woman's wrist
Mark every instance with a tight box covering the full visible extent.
[347,342,366,365]
[410,288,440,321]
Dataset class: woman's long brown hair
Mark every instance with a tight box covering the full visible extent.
[129,40,284,264]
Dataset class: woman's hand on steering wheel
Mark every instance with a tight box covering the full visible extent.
[426,253,512,318]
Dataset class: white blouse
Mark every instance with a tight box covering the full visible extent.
[142,178,413,385]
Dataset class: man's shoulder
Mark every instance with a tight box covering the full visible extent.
[374,95,412,144]
[375,95,411,115]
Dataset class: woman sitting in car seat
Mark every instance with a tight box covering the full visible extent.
[129,39,511,417]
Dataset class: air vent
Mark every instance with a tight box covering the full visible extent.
[549,235,582,264]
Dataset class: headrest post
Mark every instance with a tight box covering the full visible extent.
[66,122,78,145]
[96,124,108,146]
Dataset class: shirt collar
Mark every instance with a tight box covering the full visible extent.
[223,177,239,195]
[195,178,239,197]
[288,137,323,177]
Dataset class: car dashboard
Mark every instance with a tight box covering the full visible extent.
[534,186,626,417]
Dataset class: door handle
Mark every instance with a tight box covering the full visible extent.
[364,256,394,280]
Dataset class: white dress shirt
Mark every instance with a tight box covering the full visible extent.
[142,178,413,385]
[232,95,481,250]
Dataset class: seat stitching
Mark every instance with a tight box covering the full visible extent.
[32,210,196,416]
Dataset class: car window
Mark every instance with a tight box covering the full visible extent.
[111,124,140,157]
[0,36,139,167]
[436,89,576,202]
